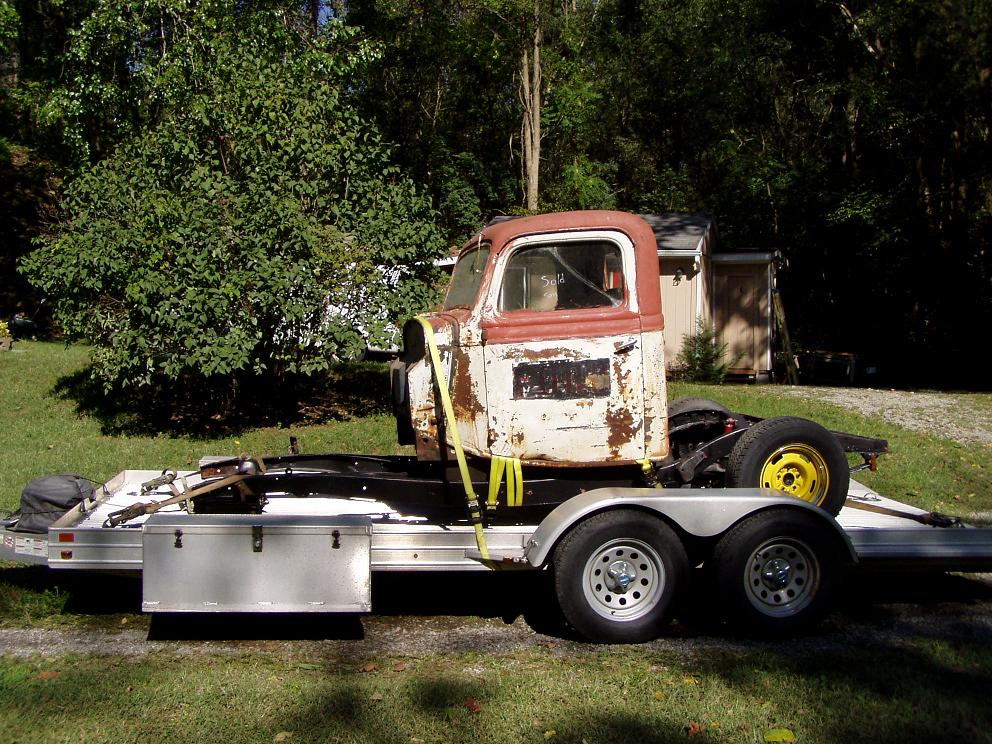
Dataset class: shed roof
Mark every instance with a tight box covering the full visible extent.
[638,213,715,254]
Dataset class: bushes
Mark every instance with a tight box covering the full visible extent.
[20,13,444,391]
[669,320,738,383]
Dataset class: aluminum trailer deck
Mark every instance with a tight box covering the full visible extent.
[3,471,991,574]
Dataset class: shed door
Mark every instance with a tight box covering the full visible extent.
[714,266,767,372]
[659,258,697,362]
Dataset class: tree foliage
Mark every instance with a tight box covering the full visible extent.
[2,0,991,390]
[20,7,443,388]
[670,319,739,384]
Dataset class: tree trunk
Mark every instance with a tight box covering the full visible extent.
[520,5,542,212]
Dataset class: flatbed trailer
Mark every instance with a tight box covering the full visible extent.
[3,461,991,642]
[5,211,935,643]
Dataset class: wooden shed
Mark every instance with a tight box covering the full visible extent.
[641,214,778,382]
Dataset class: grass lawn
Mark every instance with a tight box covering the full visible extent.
[0,342,404,513]
[1,633,991,743]
[2,342,992,743]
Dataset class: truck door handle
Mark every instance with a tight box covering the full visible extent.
[614,340,637,355]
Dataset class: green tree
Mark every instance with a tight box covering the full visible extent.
[21,10,444,389]
[346,0,518,239]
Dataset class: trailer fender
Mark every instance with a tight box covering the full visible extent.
[523,487,856,568]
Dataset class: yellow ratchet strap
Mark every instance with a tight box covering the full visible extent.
[640,458,663,489]
[413,316,489,560]
[487,455,524,509]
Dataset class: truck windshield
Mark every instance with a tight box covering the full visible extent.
[443,244,491,310]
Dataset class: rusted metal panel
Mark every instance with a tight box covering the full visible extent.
[485,336,646,464]
[449,340,490,456]
[406,319,449,461]
[512,358,611,400]
[405,314,491,462]
[640,329,670,460]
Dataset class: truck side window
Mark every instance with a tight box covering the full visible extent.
[500,241,625,312]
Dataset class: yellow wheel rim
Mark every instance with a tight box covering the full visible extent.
[759,444,830,505]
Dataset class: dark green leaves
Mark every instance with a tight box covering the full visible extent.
[22,8,444,389]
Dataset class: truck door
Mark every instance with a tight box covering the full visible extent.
[481,231,647,464]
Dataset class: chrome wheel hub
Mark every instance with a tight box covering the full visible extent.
[606,560,636,592]
[582,539,665,621]
[744,537,819,618]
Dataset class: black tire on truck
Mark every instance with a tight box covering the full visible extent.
[667,397,734,464]
[726,416,849,516]
[552,510,688,643]
[667,396,731,420]
[709,508,845,636]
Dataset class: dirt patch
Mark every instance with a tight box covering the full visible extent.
[2,573,990,660]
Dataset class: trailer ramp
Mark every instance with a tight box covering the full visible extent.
[840,481,992,570]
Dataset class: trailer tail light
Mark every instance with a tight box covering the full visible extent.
[723,418,737,434]
[58,532,75,543]
[60,551,73,560]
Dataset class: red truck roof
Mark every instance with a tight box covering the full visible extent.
[467,211,664,333]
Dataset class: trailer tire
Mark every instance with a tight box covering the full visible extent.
[727,416,848,516]
[709,508,842,636]
[552,510,688,643]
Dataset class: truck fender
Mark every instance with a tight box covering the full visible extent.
[522,487,856,568]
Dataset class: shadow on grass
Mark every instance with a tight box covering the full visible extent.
[3,567,992,741]
[687,644,992,743]
[147,613,366,641]
[0,565,142,627]
[51,361,394,437]
[147,572,564,642]
[270,599,992,743]
[5,563,992,643]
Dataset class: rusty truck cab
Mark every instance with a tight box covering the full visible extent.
[395,211,669,468]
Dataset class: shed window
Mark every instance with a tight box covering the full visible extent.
[499,241,625,312]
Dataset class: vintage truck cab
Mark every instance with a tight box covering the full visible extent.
[393,211,887,516]
[396,211,671,467]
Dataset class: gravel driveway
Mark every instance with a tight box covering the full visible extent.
[777,386,992,446]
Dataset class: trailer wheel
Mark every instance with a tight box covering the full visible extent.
[552,510,688,643]
[710,509,841,636]
[727,416,849,516]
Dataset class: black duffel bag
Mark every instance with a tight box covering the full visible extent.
[8,474,94,533]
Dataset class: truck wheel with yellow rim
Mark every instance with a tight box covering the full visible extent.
[726,416,849,516]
